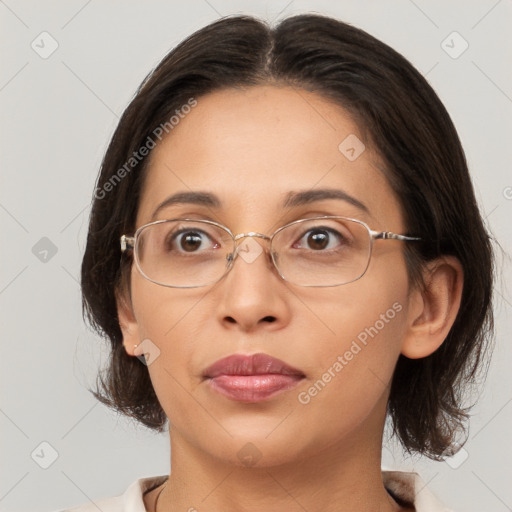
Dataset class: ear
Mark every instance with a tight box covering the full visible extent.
[401,256,463,359]
[116,288,141,357]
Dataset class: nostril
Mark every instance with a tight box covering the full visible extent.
[261,316,276,323]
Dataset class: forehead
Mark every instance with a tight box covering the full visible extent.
[137,86,403,230]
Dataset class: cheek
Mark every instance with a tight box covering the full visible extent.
[130,267,201,341]
[292,256,410,432]
[299,297,407,405]
[129,270,212,418]
[298,249,410,356]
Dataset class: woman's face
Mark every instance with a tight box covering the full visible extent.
[123,85,415,467]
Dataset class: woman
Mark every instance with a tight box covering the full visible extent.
[73,13,493,512]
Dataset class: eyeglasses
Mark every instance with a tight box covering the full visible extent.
[120,217,420,288]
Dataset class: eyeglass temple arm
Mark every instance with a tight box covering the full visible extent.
[120,235,135,252]
[372,231,421,242]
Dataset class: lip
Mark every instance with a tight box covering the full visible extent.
[203,353,305,403]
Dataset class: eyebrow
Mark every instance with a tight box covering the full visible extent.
[151,191,221,220]
[283,188,369,213]
[151,188,369,220]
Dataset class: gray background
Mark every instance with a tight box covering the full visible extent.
[1,1,511,511]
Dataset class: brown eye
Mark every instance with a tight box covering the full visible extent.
[294,227,347,251]
[307,230,329,250]
[180,232,203,252]
[166,229,216,253]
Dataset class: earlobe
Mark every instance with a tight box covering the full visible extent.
[116,290,141,357]
[401,256,464,359]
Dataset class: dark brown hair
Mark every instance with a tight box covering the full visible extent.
[81,13,494,459]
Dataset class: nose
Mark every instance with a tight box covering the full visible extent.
[215,235,292,333]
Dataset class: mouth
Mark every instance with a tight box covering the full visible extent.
[203,353,305,403]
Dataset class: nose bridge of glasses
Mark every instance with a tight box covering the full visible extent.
[233,232,271,244]
[230,232,273,265]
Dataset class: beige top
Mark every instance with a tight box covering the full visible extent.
[58,471,454,512]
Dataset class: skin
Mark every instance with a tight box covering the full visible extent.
[117,85,463,512]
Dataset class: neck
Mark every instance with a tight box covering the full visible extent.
[157,423,401,512]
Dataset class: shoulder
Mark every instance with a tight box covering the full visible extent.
[55,494,122,512]
[383,470,455,512]
[51,475,168,512]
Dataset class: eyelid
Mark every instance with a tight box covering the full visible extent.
[150,211,372,237]
[153,202,373,224]
[170,224,218,241]
[153,209,222,224]
[296,220,352,238]
[282,209,371,226]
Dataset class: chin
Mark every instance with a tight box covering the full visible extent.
[204,426,314,469]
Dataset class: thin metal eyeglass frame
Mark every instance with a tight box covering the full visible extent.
[120,216,421,288]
